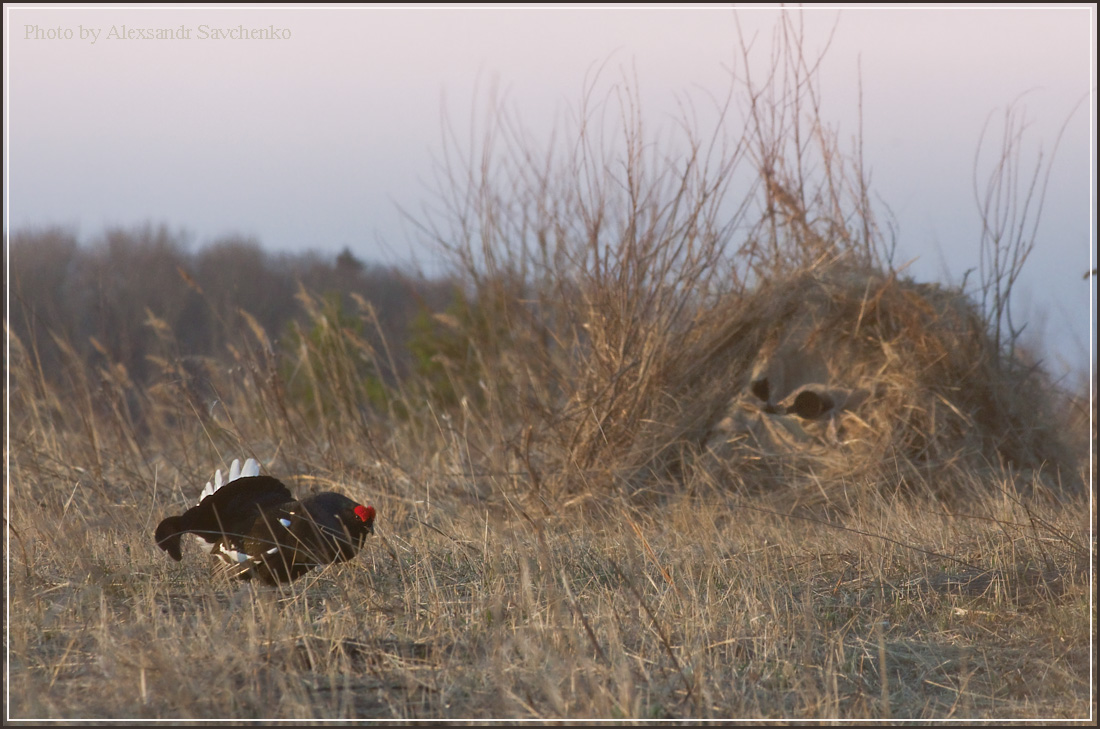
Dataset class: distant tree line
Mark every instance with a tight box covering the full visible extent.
[8,223,457,388]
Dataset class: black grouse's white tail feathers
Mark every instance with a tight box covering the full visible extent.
[193,457,261,555]
[199,457,260,502]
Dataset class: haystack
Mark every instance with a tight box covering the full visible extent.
[694,264,1080,499]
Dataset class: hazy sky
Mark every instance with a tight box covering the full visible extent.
[5,4,1095,375]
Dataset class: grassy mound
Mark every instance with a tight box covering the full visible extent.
[699,263,1082,502]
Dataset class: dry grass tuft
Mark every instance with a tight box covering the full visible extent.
[700,263,1083,506]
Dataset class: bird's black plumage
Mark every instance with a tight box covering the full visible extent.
[155,460,375,584]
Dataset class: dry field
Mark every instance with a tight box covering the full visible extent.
[6,450,1093,721]
[7,15,1094,721]
[7,257,1093,722]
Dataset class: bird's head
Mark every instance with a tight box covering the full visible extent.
[354,504,376,534]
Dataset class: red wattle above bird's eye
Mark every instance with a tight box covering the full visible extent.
[355,505,375,523]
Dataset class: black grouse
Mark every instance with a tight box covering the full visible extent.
[155,458,376,584]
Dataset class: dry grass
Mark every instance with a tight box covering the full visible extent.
[6,251,1093,721]
[6,444,1092,720]
[6,13,1093,722]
